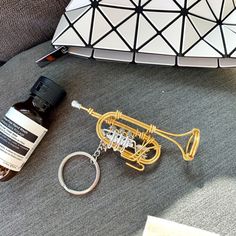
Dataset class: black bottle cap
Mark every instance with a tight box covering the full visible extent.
[30,76,66,106]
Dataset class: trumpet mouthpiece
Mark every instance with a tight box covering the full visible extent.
[71,100,82,110]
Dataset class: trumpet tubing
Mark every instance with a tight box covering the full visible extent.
[72,101,200,171]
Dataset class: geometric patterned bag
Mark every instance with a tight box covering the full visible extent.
[51,0,236,68]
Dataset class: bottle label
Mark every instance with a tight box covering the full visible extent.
[0,108,48,171]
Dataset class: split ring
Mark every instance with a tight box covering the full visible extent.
[58,151,100,195]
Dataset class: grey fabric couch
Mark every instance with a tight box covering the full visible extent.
[0,0,70,62]
[0,41,236,236]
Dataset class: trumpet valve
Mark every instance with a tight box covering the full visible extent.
[103,126,136,153]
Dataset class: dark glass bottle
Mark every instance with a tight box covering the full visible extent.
[0,76,66,181]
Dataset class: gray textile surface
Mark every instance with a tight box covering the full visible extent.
[0,41,236,236]
[0,0,70,62]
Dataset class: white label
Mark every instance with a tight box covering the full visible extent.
[0,108,48,171]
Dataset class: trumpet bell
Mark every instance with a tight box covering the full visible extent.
[184,128,200,161]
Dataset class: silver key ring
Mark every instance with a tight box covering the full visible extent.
[58,151,100,195]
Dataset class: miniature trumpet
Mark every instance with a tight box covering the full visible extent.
[71,101,200,171]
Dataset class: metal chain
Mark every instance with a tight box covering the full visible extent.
[92,141,108,162]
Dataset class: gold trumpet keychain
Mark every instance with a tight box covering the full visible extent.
[58,101,200,195]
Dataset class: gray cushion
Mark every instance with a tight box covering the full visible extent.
[0,0,70,62]
[0,41,236,236]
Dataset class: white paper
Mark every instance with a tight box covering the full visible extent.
[143,216,220,236]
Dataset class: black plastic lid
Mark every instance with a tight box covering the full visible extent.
[30,76,66,106]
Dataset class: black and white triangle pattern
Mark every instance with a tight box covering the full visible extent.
[52,0,236,68]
